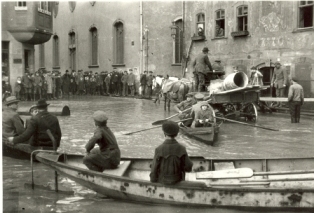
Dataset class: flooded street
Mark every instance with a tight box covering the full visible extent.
[3,96,314,213]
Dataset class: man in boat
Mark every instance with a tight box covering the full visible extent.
[288,77,304,123]
[2,96,25,143]
[8,99,62,148]
[194,102,214,127]
[83,111,121,172]
[174,93,196,127]
[190,93,205,124]
[150,120,193,185]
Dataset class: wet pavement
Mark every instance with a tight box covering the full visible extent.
[2,95,314,212]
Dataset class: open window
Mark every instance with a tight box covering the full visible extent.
[215,9,225,37]
[298,1,314,28]
[196,13,205,36]
[237,5,248,31]
[172,19,183,64]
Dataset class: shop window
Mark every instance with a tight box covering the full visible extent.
[196,13,205,36]
[298,1,314,28]
[237,5,248,31]
[114,21,124,65]
[53,35,59,68]
[215,9,225,37]
[90,27,98,66]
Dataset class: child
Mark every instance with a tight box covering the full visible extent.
[14,77,22,100]
[194,102,214,127]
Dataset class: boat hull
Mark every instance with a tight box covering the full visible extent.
[35,153,314,209]
[179,125,219,145]
[3,142,53,159]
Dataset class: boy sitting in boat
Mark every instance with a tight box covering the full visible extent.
[150,121,193,185]
[174,93,196,127]
[194,102,214,128]
[83,111,121,172]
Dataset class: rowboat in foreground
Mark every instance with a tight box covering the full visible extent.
[35,152,314,209]
[3,142,54,159]
[179,125,219,145]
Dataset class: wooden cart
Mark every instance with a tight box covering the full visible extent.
[208,86,260,122]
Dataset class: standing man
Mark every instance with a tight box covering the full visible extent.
[212,59,224,79]
[271,61,288,106]
[140,71,147,98]
[288,78,304,123]
[121,71,128,97]
[2,96,25,143]
[62,70,71,97]
[8,99,62,148]
[21,71,33,101]
[192,47,213,92]
[127,69,136,97]
[146,71,154,99]
[33,72,43,100]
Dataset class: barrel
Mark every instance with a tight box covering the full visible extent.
[222,72,248,91]
[18,105,70,116]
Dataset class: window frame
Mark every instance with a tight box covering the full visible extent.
[172,19,183,65]
[15,2,27,10]
[89,26,99,66]
[236,5,248,32]
[298,1,314,29]
[113,21,125,66]
[215,9,225,38]
[196,13,205,36]
[38,1,51,16]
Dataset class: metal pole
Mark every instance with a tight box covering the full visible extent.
[146,30,148,72]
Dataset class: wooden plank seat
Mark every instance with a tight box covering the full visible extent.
[103,161,131,176]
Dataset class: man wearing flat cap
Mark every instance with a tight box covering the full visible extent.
[192,47,213,92]
[174,93,197,127]
[8,99,62,148]
[271,61,288,105]
[288,77,304,123]
[150,120,193,185]
[83,111,121,172]
[2,96,25,143]
[190,93,205,122]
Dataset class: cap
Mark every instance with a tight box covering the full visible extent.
[92,110,108,122]
[36,99,50,108]
[194,93,204,100]
[202,47,209,52]
[162,121,179,136]
[200,101,210,108]
[29,105,37,113]
[291,77,298,82]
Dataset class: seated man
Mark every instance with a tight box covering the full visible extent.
[83,111,121,172]
[174,93,197,127]
[2,96,25,143]
[150,121,193,185]
[194,102,214,128]
[190,93,205,122]
[8,99,62,148]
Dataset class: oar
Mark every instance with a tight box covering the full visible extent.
[125,118,192,135]
[214,116,279,131]
[152,107,193,125]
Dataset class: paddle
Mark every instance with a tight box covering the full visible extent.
[214,116,279,131]
[196,168,253,179]
[124,118,192,135]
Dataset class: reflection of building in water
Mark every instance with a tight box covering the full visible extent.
[2,1,313,98]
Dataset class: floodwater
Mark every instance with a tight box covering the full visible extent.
[2,96,314,213]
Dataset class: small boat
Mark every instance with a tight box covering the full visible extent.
[179,125,219,145]
[35,152,314,209]
[3,142,54,159]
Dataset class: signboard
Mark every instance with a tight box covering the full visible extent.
[13,59,22,64]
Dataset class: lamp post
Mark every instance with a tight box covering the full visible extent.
[144,26,149,72]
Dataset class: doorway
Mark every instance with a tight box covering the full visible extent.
[259,66,275,97]
[24,50,30,72]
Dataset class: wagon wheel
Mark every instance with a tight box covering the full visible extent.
[243,103,258,122]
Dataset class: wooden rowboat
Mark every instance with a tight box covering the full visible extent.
[3,142,54,159]
[35,152,314,209]
[179,125,219,145]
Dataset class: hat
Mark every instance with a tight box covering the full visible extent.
[36,99,50,108]
[5,96,20,106]
[186,93,194,97]
[162,121,179,136]
[291,77,298,82]
[274,61,281,65]
[215,59,221,62]
[29,105,37,113]
[144,71,148,73]
[200,101,210,108]
[194,93,204,100]
[202,47,209,52]
[65,70,69,72]
[92,111,108,122]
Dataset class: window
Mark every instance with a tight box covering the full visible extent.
[173,19,183,64]
[196,13,205,36]
[237,5,248,31]
[215,9,225,37]
[15,2,27,10]
[39,44,45,68]
[90,27,98,65]
[53,35,59,68]
[69,31,76,71]
[38,1,51,15]
[114,21,124,65]
[299,1,314,28]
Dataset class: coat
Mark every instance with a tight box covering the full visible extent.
[127,73,136,86]
[140,74,147,86]
[21,75,33,89]
[121,75,128,84]
[271,67,288,89]
[13,110,62,147]
[150,139,193,185]
[192,53,213,74]
[46,75,53,93]
[146,75,154,87]
[2,107,25,140]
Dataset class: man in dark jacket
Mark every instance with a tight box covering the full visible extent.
[140,71,147,98]
[8,99,62,148]
[62,70,71,96]
[83,111,121,172]
[192,47,213,92]
[150,121,193,185]
[288,77,304,123]
[146,71,154,99]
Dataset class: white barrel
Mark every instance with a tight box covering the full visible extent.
[222,72,248,91]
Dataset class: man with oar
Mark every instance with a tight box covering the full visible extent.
[173,93,196,127]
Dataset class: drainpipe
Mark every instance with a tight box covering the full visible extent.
[182,0,185,77]
[140,1,143,73]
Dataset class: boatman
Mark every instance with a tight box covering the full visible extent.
[2,96,25,143]
[83,111,121,172]
[190,93,205,120]
[194,102,214,128]
[174,93,197,127]
[288,77,304,123]
[150,121,193,185]
[8,99,62,148]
